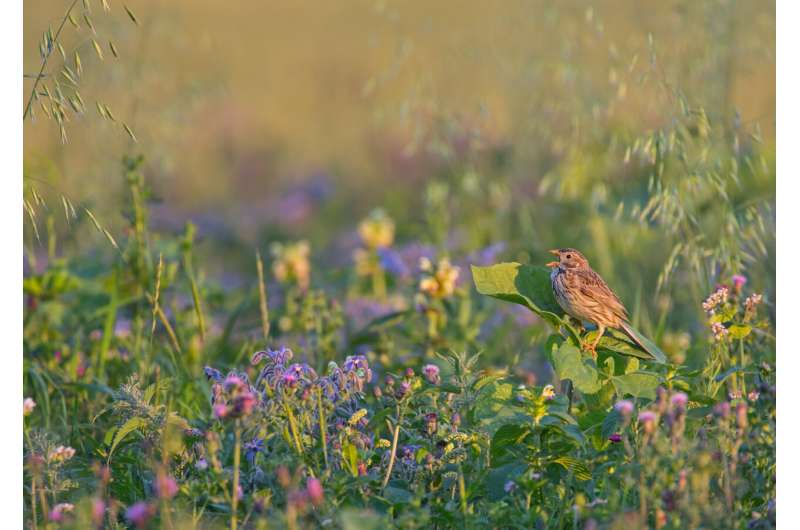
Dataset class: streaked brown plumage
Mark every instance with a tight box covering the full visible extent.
[546,248,636,357]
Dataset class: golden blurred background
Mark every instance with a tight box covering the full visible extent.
[24,1,774,244]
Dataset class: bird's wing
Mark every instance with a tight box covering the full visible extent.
[574,268,629,322]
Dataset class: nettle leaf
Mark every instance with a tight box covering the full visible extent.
[491,423,529,463]
[551,342,601,394]
[383,486,414,505]
[551,456,592,481]
[610,371,660,399]
[471,263,563,327]
[109,416,147,457]
[474,381,529,434]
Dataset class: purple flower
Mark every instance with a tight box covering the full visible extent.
[231,391,257,417]
[48,503,74,522]
[213,403,228,419]
[608,433,623,443]
[245,438,265,464]
[504,480,517,493]
[395,381,411,400]
[638,411,657,424]
[732,274,747,292]
[377,247,409,278]
[671,392,689,409]
[156,473,178,499]
[714,401,731,418]
[204,366,223,382]
[125,502,155,528]
[614,400,634,416]
[422,364,441,384]
[307,477,324,506]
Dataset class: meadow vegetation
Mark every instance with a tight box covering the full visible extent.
[23,1,775,528]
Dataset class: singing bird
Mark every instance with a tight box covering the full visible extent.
[546,248,654,358]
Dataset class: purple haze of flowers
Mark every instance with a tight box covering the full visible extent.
[377,247,409,278]
[671,392,689,408]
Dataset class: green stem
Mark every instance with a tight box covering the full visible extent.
[381,405,403,490]
[231,422,241,530]
[317,388,329,470]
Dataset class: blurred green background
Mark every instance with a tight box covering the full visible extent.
[24,0,775,356]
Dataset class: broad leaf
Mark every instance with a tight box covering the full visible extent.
[611,371,660,399]
[109,416,147,457]
[551,456,592,481]
[551,342,601,394]
[471,263,563,327]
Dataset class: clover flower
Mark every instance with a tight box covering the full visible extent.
[714,401,731,418]
[732,274,747,292]
[711,322,729,342]
[23,397,36,416]
[702,286,729,314]
[424,412,438,435]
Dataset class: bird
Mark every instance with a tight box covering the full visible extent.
[546,248,652,359]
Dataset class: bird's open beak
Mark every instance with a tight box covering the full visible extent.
[546,249,559,267]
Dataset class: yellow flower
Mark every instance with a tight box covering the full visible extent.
[348,408,368,426]
[376,439,392,448]
[542,384,556,400]
[271,240,311,289]
[419,258,460,298]
[358,209,395,249]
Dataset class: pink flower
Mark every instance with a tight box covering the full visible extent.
[670,392,688,409]
[307,477,324,506]
[638,411,657,424]
[156,472,178,499]
[213,403,229,419]
[731,275,747,292]
[125,502,155,528]
[48,503,74,522]
[92,498,106,526]
[422,364,441,384]
[23,397,36,416]
[614,400,634,416]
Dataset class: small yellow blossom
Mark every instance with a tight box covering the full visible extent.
[376,439,392,448]
[271,241,311,289]
[358,209,395,249]
[419,258,460,299]
[348,408,368,426]
[542,384,556,400]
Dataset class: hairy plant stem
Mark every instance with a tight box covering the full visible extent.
[381,405,404,491]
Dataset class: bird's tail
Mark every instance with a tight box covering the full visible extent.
[620,321,667,364]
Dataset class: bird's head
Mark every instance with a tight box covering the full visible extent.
[546,248,589,269]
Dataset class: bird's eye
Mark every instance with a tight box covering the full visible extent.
[566,254,572,259]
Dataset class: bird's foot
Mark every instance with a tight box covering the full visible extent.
[581,341,598,360]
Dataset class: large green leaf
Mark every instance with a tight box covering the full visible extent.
[551,342,601,394]
[108,416,147,457]
[471,262,563,327]
[610,371,661,399]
